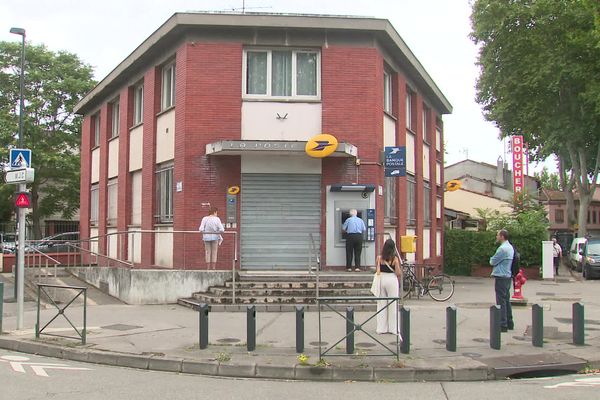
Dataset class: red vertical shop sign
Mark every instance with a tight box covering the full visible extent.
[512,135,524,194]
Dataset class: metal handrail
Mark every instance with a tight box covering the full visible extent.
[308,233,321,300]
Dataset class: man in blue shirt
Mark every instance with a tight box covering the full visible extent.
[342,209,366,272]
[490,229,515,332]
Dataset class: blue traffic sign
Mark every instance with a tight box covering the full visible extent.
[384,146,406,177]
[9,148,32,169]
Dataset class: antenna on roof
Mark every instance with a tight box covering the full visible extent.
[229,0,272,13]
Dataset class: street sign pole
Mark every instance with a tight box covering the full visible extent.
[16,182,25,330]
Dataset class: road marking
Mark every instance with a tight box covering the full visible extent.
[544,376,600,389]
[0,355,91,377]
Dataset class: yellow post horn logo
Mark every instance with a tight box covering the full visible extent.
[445,180,462,192]
[305,134,338,158]
[227,186,240,195]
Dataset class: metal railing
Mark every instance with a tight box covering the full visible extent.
[317,295,401,359]
[36,283,87,344]
[308,233,321,299]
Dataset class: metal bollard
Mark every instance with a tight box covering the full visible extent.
[532,304,543,348]
[400,306,410,354]
[296,306,304,353]
[247,305,256,352]
[446,305,457,352]
[490,305,501,350]
[0,281,3,334]
[346,307,354,355]
[573,302,585,346]
[198,303,209,349]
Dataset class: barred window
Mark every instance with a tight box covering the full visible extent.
[155,163,173,224]
[90,184,99,226]
[407,175,416,226]
[107,178,118,226]
[384,176,397,225]
[133,83,144,125]
[424,182,431,226]
[110,99,120,138]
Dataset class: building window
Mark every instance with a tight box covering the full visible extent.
[407,175,416,226]
[244,49,319,99]
[424,182,431,226]
[593,210,597,225]
[436,128,442,153]
[587,210,591,224]
[555,209,564,224]
[90,184,99,226]
[107,178,118,226]
[133,83,143,125]
[384,70,392,114]
[384,176,397,225]
[161,62,176,110]
[110,100,120,138]
[92,113,100,148]
[422,105,430,143]
[155,163,173,224]
[130,171,142,226]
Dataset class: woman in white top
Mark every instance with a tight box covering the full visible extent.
[199,207,224,270]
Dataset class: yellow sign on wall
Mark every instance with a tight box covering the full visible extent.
[305,134,338,158]
[446,180,462,192]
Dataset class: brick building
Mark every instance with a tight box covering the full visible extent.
[74,12,452,271]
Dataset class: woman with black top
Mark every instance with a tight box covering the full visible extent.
[375,239,403,334]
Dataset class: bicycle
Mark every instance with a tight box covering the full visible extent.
[401,263,455,301]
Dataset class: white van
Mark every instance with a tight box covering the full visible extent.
[569,237,587,272]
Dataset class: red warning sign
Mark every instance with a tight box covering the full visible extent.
[15,192,31,208]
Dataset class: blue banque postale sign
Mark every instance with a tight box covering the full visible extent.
[384,146,406,177]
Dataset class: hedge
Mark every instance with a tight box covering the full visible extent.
[444,228,547,276]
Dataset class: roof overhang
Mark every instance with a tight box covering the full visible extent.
[74,12,452,115]
[206,140,357,157]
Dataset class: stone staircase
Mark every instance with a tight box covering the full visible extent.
[178,271,377,311]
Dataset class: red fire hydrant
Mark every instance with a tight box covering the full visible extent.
[512,268,527,300]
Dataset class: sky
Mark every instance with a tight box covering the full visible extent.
[0,0,555,174]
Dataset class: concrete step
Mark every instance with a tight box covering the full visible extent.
[188,293,379,306]
[237,272,374,282]
[223,281,371,289]
[203,287,370,297]
[177,297,377,312]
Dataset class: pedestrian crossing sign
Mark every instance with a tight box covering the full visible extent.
[9,148,32,169]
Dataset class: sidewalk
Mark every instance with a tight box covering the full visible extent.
[1,271,599,382]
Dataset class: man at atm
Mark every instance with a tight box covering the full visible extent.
[342,209,367,272]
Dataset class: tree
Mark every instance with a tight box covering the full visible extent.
[0,41,95,238]
[534,167,560,191]
[471,0,600,237]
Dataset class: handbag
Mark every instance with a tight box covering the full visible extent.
[370,273,381,296]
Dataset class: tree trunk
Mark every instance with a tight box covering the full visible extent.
[31,186,42,240]
[577,194,591,238]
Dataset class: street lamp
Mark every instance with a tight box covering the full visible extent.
[10,27,26,330]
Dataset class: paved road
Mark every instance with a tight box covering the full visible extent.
[1,350,598,400]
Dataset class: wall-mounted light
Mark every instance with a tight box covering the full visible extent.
[330,184,376,192]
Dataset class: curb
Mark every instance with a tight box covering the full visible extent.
[0,335,570,383]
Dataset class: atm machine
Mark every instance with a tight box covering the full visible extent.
[326,184,377,267]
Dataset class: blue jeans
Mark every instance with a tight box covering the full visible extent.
[495,277,514,329]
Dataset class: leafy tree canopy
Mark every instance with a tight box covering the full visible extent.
[0,41,95,237]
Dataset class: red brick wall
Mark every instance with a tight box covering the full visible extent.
[173,43,242,269]
[117,86,132,260]
[80,115,92,264]
[140,67,161,266]
[321,47,384,265]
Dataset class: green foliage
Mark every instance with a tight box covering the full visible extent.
[444,230,496,276]
[0,41,95,237]
[534,167,561,191]
[471,0,600,237]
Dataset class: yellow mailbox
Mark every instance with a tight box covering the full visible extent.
[400,235,417,253]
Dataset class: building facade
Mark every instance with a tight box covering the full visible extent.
[75,13,452,271]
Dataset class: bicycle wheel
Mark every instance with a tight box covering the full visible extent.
[401,276,413,299]
[427,274,454,301]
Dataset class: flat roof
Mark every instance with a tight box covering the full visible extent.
[75,12,452,115]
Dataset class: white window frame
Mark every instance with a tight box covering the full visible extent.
[133,83,144,125]
[90,184,99,226]
[161,62,176,110]
[422,106,429,143]
[406,90,413,131]
[93,113,100,148]
[110,99,120,138]
[424,182,431,226]
[384,71,392,114]
[384,176,397,225]
[155,163,173,224]
[242,48,321,100]
[107,178,118,225]
[407,175,416,226]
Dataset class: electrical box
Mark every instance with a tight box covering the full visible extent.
[400,235,417,253]
[366,208,375,241]
[226,194,237,224]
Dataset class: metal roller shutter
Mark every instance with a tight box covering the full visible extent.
[241,173,321,269]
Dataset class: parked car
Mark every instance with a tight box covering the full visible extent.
[581,238,600,280]
[569,237,587,272]
[29,232,80,253]
[1,233,16,254]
